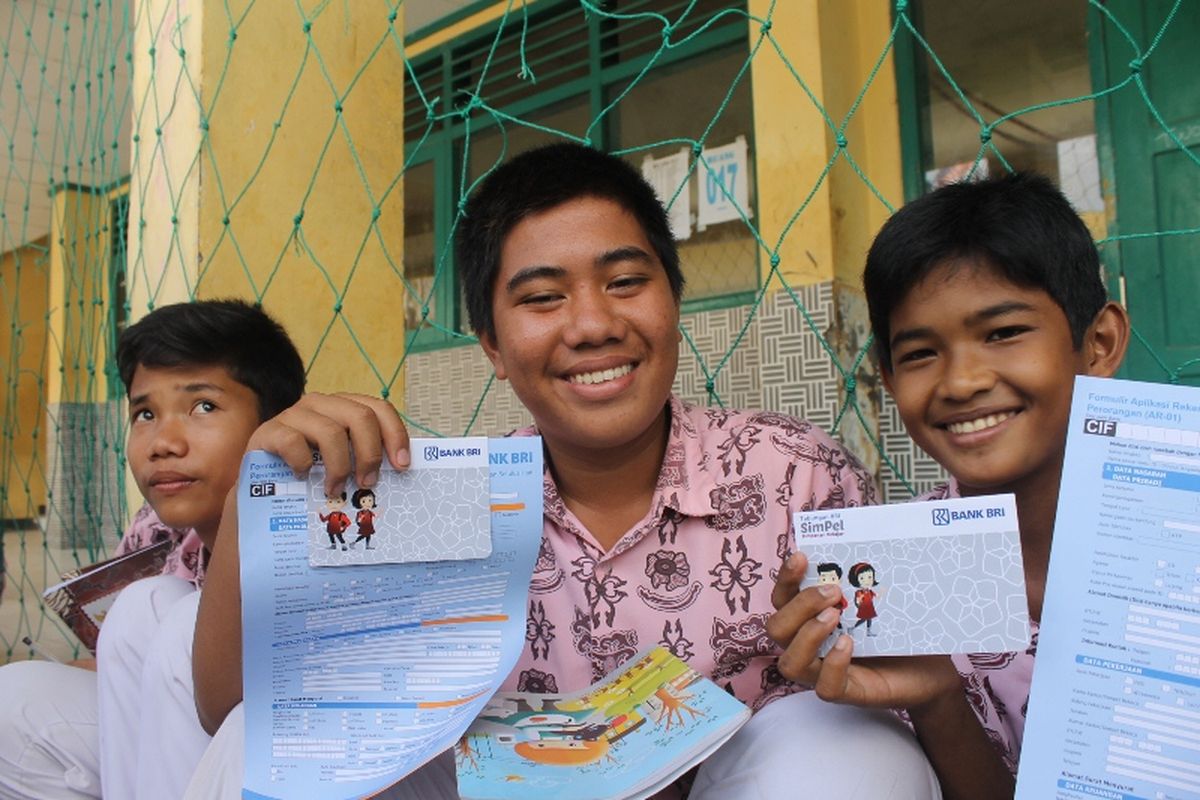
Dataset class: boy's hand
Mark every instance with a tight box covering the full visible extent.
[245,392,411,495]
[766,552,960,709]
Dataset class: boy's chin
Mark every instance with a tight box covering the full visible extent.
[147,498,212,533]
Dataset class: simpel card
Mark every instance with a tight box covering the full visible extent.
[793,495,1031,656]
[308,437,491,567]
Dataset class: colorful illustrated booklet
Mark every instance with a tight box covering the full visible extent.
[455,647,751,800]
[1016,376,1200,800]
[42,538,174,652]
[238,437,543,800]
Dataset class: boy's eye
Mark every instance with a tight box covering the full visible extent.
[131,408,153,423]
[609,275,648,292]
[518,292,562,306]
[193,400,218,414]
[987,325,1030,342]
[894,347,935,366]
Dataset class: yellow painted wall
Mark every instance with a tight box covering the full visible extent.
[194,0,407,399]
[126,0,203,314]
[747,0,835,288]
[0,238,51,519]
[816,1,905,289]
[748,0,903,291]
[47,188,118,406]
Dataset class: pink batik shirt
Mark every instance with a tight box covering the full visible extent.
[920,479,1036,775]
[114,503,206,586]
[502,395,878,711]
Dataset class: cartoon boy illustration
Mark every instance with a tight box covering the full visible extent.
[815,562,848,630]
[319,492,351,550]
[350,488,377,550]
[848,562,880,636]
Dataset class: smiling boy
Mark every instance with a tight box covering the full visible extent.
[766,173,1129,799]
[0,300,305,800]
[186,143,940,799]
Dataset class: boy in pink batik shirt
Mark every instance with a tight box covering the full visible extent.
[767,173,1130,799]
[186,143,942,799]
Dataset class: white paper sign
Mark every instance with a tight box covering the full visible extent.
[641,149,691,241]
[698,136,750,229]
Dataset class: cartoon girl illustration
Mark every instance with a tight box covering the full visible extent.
[848,561,880,637]
[350,488,377,549]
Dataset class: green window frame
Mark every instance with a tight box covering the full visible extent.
[402,0,756,352]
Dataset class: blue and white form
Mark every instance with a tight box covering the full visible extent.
[793,494,1029,657]
[1017,376,1200,800]
[236,437,543,800]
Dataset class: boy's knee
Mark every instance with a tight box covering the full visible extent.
[692,691,940,800]
[0,661,98,738]
[97,574,194,664]
[142,589,202,685]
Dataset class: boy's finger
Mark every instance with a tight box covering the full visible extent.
[246,420,318,479]
[813,635,854,703]
[770,552,808,610]
[323,395,384,489]
[772,600,842,683]
[272,404,356,496]
[766,579,840,645]
[334,393,410,473]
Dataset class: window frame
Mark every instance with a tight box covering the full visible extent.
[403,0,756,352]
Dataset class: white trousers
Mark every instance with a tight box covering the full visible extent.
[0,661,100,800]
[690,690,942,799]
[185,692,940,800]
[0,573,196,800]
[98,574,210,800]
[182,703,460,800]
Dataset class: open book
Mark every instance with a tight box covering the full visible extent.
[41,539,173,652]
[455,647,751,800]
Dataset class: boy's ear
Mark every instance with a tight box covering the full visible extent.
[879,363,895,397]
[478,328,509,381]
[1082,301,1130,378]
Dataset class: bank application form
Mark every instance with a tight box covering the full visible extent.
[237,437,543,800]
[1017,377,1200,800]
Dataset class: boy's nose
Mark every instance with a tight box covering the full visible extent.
[563,290,626,348]
[939,354,996,400]
[149,418,188,458]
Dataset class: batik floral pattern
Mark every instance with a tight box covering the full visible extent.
[709,535,762,613]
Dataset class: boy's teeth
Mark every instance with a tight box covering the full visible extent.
[569,364,632,385]
[947,412,1013,435]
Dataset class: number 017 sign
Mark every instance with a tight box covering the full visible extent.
[698,136,750,230]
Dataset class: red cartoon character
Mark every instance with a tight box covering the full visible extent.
[849,561,881,637]
[350,488,378,550]
[815,562,848,630]
[320,492,351,551]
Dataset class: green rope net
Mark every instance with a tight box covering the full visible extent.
[2,0,1196,661]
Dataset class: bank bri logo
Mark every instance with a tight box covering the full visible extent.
[931,508,951,526]
[424,444,441,462]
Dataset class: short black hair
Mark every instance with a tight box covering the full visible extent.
[864,172,1107,370]
[117,299,305,421]
[816,562,842,579]
[455,142,684,337]
[351,488,375,508]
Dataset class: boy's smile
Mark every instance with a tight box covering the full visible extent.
[480,195,680,458]
[883,261,1091,496]
[127,364,261,540]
